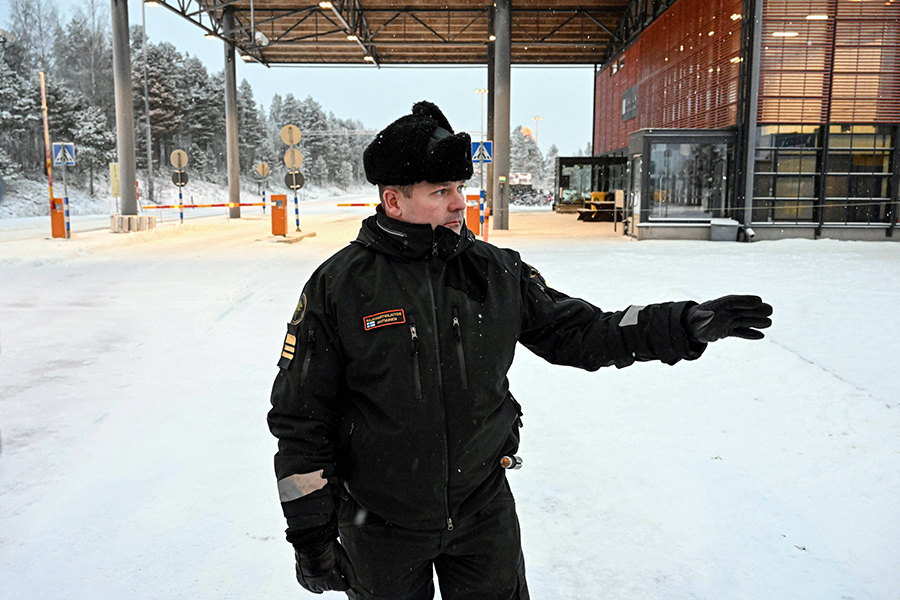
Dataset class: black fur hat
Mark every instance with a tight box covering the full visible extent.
[363,101,473,186]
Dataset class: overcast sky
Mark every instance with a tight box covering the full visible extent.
[1,0,598,156]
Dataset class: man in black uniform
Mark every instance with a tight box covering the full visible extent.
[268,101,772,600]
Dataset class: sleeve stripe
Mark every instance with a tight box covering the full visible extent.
[277,470,327,502]
[619,305,645,327]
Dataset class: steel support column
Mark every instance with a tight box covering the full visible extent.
[224,7,241,219]
[741,0,763,228]
[110,0,137,216]
[486,7,495,215]
[889,123,900,237]
[492,0,511,230]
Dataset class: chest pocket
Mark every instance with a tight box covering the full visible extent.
[451,307,468,390]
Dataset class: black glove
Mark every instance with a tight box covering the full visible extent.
[684,295,773,343]
[294,539,356,594]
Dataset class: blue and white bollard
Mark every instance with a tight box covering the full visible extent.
[294,191,300,231]
[179,188,184,223]
[63,195,70,239]
[479,190,485,240]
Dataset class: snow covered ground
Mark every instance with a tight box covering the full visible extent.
[1,195,898,600]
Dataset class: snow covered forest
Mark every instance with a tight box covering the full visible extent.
[0,0,374,206]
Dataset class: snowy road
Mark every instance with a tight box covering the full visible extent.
[1,205,898,600]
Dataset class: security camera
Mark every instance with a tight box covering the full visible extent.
[743,227,756,242]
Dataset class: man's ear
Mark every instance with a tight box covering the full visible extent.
[382,187,403,219]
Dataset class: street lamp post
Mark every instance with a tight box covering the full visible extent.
[531,116,543,146]
[475,88,488,192]
[142,0,155,205]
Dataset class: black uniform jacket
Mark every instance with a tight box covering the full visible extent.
[268,210,705,539]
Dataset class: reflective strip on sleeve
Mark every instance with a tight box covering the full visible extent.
[619,305,645,327]
[277,470,327,502]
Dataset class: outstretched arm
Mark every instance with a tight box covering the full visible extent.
[518,262,772,370]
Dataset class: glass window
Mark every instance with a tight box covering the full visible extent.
[752,199,774,223]
[775,176,801,198]
[823,125,894,224]
[560,164,593,204]
[849,175,889,199]
[755,150,774,172]
[647,141,730,220]
[774,201,814,222]
[756,126,778,148]
[774,128,819,148]
[798,176,816,198]
[828,152,852,172]
[826,175,848,197]
[754,175,774,197]
[823,201,846,223]
[800,153,818,173]
[853,151,890,173]
[752,125,824,224]
[777,152,803,173]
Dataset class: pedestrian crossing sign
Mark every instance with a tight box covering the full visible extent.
[472,141,492,163]
[52,142,76,166]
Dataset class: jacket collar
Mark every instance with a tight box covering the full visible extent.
[355,206,474,261]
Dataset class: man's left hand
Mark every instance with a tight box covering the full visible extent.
[684,295,773,344]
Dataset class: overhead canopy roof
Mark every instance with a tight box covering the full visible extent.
[155,1,632,66]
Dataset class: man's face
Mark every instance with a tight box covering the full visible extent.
[386,180,468,234]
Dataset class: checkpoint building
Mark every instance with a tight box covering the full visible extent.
[592,0,900,241]
[109,1,897,241]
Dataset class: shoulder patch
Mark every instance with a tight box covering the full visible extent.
[290,293,308,325]
[363,309,406,331]
[526,263,549,288]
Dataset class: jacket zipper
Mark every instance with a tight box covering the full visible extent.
[426,246,454,531]
[300,329,315,385]
[451,308,468,390]
[409,323,423,400]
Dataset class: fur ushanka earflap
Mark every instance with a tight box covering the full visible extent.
[363,101,473,186]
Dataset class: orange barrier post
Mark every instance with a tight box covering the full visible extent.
[465,194,480,236]
[271,194,288,236]
[483,206,490,243]
[50,198,66,238]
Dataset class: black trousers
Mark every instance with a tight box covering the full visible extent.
[338,482,530,600]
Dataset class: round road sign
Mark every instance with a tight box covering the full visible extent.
[285,171,305,190]
[170,149,188,169]
[280,124,301,146]
[256,162,270,177]
[284,147,304,170]
[172,170,189,187]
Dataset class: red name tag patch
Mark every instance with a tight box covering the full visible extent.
[363,309,406,331]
